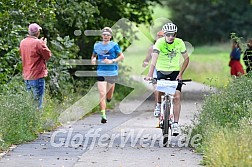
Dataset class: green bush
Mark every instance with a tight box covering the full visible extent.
[190,73,252,166]
[201,77,251,128]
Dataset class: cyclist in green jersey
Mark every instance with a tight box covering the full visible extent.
[145,23,190,135]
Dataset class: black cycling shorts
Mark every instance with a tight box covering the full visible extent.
[97,76,118,84]
[157,71,182,92]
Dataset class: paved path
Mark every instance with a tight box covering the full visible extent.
[0,80,212,167]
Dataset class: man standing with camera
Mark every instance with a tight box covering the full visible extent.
[20,23,51,109]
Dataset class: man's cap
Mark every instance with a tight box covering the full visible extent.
[102,27,112,35]
[28,23,42,34]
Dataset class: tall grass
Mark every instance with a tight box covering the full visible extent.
[0,83,38,150]
[183,43,233,88]
[0,75,88,151]
[204,120,252,167]
[190,73,252,166]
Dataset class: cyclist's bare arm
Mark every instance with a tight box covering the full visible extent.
[142,46,153,67]
[177,51,189,80]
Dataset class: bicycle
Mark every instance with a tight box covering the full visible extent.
[151,79,191,147]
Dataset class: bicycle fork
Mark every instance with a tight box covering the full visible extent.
[160,96,166,120]
[160,95,174,126]
[169,96,174,125]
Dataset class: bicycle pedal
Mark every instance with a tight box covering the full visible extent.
[159,122,164,129]
[172,132,179,136]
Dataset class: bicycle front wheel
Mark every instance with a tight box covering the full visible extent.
[162,99,170,147]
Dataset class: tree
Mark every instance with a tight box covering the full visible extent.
[0,0,160,96]
[165,0,252,44]
[0,0,57,84]
[54,0,160,57]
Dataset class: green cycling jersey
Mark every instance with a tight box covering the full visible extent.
[153,37,187,71]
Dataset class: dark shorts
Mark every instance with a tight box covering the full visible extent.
[97,76,118,84]
[157,71,182,92]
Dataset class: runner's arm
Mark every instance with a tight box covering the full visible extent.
[91,53,97,65]
[142,46,153,67]
[114,52,125,62]
[147,49,159,79]
[104,52,124,64]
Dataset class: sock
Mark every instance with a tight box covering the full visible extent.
[156,103,161,108]
[101,110,106,119]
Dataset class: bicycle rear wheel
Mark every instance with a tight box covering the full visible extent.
[162,98,170,147]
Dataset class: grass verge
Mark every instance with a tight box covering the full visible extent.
[189,73,252,166]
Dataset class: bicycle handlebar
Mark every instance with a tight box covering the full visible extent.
[178,79,192,83]
[148,79,192,84]
[148,79,157,84]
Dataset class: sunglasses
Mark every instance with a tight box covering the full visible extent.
[102,33,111,37]
[165,32,176,37]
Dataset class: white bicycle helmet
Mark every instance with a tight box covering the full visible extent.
[162,23,177,33]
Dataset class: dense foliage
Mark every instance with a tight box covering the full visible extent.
[165,0,252,44]
[190,73,252,166]
[0,0,159,91]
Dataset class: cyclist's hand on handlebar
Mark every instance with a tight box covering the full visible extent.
[144,76,153,81]
[176,74,182,81]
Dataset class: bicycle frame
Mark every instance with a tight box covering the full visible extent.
[156,80,178,147]
[157,80,177,123]
[147,78,191,147]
